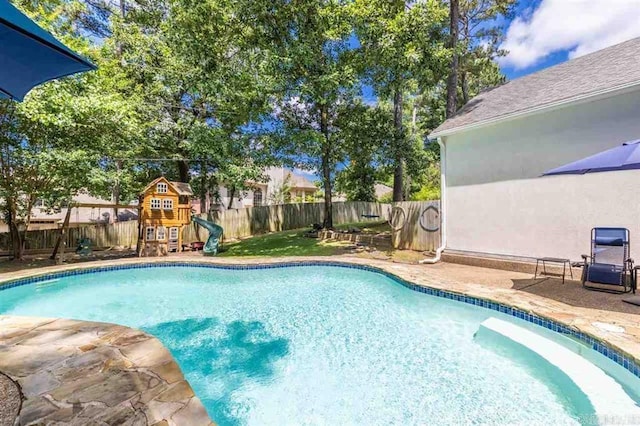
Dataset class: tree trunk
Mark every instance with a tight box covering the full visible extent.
[446,0,459,118]
[116,0,126,56]
[113,159,122,222]
[177,160,190,183]
[211,176,220,211]
[5,204,23,260]
[392,88,404,202]
[200,161,207,214]
[320,104,333,228]
[461,70,469,105]
[404,174,412,201]
[227,186,236,209]
[8,223,23,260]
[113,0,126,216]
[21,201,33,257]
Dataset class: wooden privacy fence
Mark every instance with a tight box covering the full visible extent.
[0,201,442,253]
[183,201,389,242]
[0,220,139,253]
[0,202,389,252]
[390,201,441,252]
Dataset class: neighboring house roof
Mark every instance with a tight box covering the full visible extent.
[142,177,194,196]
[374,183,393,199]
[30,193,138,224]
[263,166,318,191]
[431,37,640,138]
[332,184,391,202]
[288,172,317,190]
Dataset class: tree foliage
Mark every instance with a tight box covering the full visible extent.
[0,0,514,258]
[0,1,144,259]
[254,0,358,227]
[351,0,448,201]
[458,0,517,103]
[335,103,393,202]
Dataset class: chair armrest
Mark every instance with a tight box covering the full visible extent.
[581,254,589,262]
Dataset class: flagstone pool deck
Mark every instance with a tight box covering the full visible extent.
[1,255,640,425]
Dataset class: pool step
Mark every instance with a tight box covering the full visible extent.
[476,317,640,421]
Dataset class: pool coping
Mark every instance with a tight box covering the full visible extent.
[1,256,640,422]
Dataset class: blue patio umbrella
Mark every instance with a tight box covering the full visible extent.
[0,0,96,101]
[543,140,640,176]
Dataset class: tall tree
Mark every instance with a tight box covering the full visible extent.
[446,0,460,118]
[352,0,448,201]
[458,0,516,103]
[0,1,145,259]
[0,68,141,259]
[335,102,393,202]
[250,0,358,228]
[165,0,283,211]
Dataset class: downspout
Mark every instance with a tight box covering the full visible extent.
[420,137,446,264]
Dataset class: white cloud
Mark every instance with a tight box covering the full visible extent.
[499,0,640,70]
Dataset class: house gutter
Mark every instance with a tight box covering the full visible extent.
[429,80,640,139]
[420,137,446,264]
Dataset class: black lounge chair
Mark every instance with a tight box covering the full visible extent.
[580,227,634,293]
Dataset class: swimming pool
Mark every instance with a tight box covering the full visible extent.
[1,264,638,425]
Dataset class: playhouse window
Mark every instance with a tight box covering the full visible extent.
[163,199,173,210]
[150,198,161,210]
[145,226,155,241]
[169,227,179,240]
[156,226,166,241]
[157,182,168,193]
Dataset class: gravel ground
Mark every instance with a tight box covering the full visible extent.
[0,372,20,426]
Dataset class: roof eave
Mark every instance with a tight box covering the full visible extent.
[429,79,640,139]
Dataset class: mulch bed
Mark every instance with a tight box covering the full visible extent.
[0,372,21,426]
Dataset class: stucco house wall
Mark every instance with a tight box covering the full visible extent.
[442,88,640,260]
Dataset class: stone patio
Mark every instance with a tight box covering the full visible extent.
[0,316,213,426]
[1,255,640,425]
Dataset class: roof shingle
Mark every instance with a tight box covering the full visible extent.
[170,181,194,196]
[431,37,640,137]
[285,171,317,189]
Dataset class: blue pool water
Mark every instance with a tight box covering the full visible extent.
[0,265,636,425]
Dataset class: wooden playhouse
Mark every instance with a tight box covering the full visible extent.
[138,177,193,256]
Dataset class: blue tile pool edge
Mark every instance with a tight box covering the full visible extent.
[1,260,639,379]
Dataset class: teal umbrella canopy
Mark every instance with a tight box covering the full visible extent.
[0,0,96,101]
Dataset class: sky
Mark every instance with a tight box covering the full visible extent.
[357,1,640,105]
[499,0,640,79]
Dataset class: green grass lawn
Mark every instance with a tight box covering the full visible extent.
[218,221,389,257]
